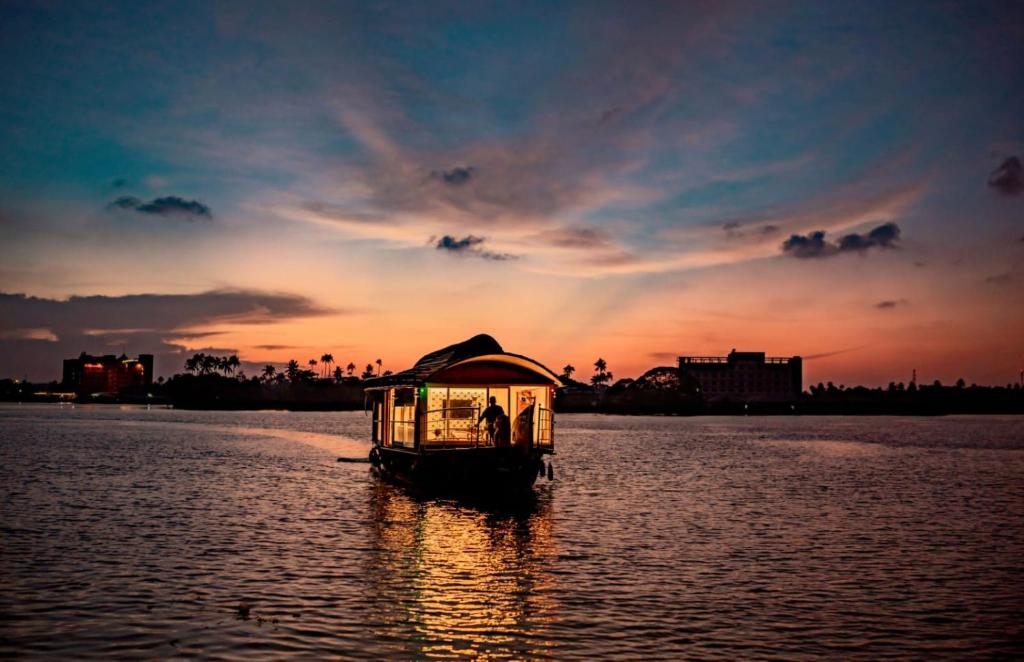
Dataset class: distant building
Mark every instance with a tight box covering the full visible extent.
[62,353,153,394]
[678,350,802,402]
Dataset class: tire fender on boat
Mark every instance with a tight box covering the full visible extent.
[368,447,382,467]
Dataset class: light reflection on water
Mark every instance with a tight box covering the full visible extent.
[366,485,557,659]
[1,405,1023,659]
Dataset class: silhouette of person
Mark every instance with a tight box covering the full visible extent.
[478,396,505,443]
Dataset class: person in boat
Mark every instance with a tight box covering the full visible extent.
[478,396,505,444]
[493,412,511,447]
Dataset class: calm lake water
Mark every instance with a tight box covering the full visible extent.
[1,405,1022,659]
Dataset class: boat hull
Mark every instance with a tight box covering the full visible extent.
[372,445,546,494]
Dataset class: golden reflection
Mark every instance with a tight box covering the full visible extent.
[367,482,559,659]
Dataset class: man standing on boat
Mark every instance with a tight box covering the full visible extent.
[478,396,505,444]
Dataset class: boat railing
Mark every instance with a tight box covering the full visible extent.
[421,406,482,448]
[536,406,555,450]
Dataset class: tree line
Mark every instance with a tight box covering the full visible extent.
[182,352,391,384]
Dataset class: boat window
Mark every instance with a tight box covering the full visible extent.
[443,398,474,418]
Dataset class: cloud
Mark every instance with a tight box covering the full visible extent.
[781,222,902,258]
[984,272,1014,285]
[0,289,333,380]
[110,178,128,189]
[108,195,212,219]
[253,344,296,351]
[987,156,1023,196]
[535,226,616,250]
[434,235,515,261]
[875,299,908,309]
[109,196,143,210]
[803,345,871,360]
[720,221,780,240]
[433,166,476,186]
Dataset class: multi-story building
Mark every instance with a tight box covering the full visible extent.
[62,353,153,394]
[678,350,802,402]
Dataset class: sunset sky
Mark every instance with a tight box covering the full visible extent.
[2,1,1022,387]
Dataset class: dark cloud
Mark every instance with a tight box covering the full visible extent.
[433,166,476,186]
[0,290,333,380]
[435,235,515,261]
[109,195,142,210]
[253,344,296,351]
[780,230,833,257]
[108,195,212,219]
[781,222,902,258]
[875,299,907,309]
[987,156,1023,196]
[984,272,1013,285]
[436,235,485,252]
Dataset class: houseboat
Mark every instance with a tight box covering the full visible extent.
[363,334,561,492]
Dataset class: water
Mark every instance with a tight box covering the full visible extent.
[2,405,1022,659]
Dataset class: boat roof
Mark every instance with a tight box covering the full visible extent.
[364,334,562,388]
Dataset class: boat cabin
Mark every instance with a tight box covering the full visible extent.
[364,335,561,453]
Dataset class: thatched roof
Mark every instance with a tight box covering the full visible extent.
[364,334,560,388]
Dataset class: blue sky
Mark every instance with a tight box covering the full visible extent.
[1,1,1022,385]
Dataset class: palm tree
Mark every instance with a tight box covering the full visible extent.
[228,355,240,377]
[321,353,334,379]
[333,366,343,383]
[591,358,611,387]
[185,354,200,374]
[308,358,318,377]
[562,364,575,380]
[286,359,301,382]
[361,363,375,380]
[262,364,276,382]
[375,358,383,376]
[346,362,355,376]
[201,354,218,375]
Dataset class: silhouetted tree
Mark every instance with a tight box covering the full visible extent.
[262,365,276,382]
[361,363,375,380]
[286,360,301,382]
[591,358,612,387]
[375,358,383,376]
[201,354,218,375]
[956,378,966,389]
[185,354,200,374]
[346,362,356,376]
[333,366,343,383]
[562,364,575,380]
[228,355,240,377]
[321,353,334,379]
[308,358,318,376]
